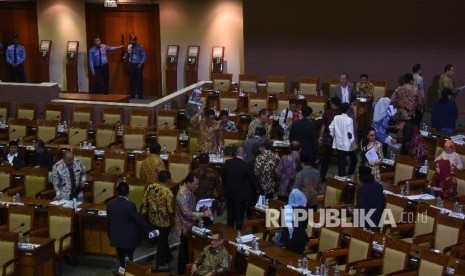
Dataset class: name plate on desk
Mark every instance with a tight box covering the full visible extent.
[18,243,40,250]
[98,210,107,216]
[382,159,395,166]
[83,209,99,215]
[272,140,290,147]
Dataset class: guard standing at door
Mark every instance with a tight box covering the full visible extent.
[6,34,26,83]
[123,35,146,99]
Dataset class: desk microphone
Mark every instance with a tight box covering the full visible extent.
[163,122,176,128]
[107,166,120,175]
[69,130,79,138]
[11,223,25,232]
[93,188,107,202]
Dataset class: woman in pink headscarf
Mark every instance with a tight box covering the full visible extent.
[428,159,457,199]
[434,140,464,171]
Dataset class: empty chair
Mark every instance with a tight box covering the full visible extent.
[212,73,233,91]
[372,79,388,101]
[0,204,35,233]
[101,107,124,125]
[0,166,13,194]
[248,93,269,114]
[16,103,36,120]
[239,74,258,93]
[244,253,274,276]
[129,108,151,128]
[156,110,177,130]
[266,75,286,94]
[43,103,64,121]
[328,78,339,97]
[90,173,118,204]
[67,122,88,146]
[0,102,9,120]
[0,231,18,276]
[103,151,127,175]
[381,154,419,186]
[72,105,93,123]
[73,148,94,173]
[36,120,58,144]
[305,95,327,115]
[218,91,239,111]
[299,76,320,95]
[157,129,180,153]
[168,153,192,185]
[122,127,146,150]
[94,124,116,148]
[6,167,49,198]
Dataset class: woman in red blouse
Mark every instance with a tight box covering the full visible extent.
[429,159,457,199]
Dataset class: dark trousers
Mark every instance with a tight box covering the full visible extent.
[320,144,333,178]
[93,64,110,94]
[177,233,188,275]
[156,227,170,266]
[129,63,143,98]
[337,150,357,176]
[116,247,135,268]
[227,199,248,230]
[8,64,25,83]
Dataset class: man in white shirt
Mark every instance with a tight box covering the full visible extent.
[278,98,301,140]
[329,103,357,177]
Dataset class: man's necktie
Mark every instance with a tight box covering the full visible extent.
[68,165,76,199]
[98,46,102,66]
[13,44,17,63]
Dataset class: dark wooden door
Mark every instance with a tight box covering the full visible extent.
[85,4,161,97]
[0,2,39,83]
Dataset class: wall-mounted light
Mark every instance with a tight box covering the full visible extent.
[104,0,118,7]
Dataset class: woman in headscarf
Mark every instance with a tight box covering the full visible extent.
[371,97,399,155]
[280,188,308,254]
[434,140,464,171]
[428,159,457,199]
[184,88,203,120]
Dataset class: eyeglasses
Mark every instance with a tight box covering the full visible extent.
[210,238,221,242]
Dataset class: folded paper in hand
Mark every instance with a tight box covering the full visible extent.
[196,198,214,211]
[365,147,379,164]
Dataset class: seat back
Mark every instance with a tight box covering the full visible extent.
[95,128,116,148]
[9,123,27,141]
[37,125,57,144]
[393,155,418,185]
[104,151,127,175]
[248,93,269,114]
[266,75,286,94]
[434,213,463,252]
[323,178,346,207]
[73,148,94,172]
[92,174,117,204]
[382,194,408,229]
[245,253,272,276]
[0,231,18,276]
[102,107,123,125]
[156,110,177,130]
[157,129,180,153]
[276,94,296,114]
[128,184,146,212]
[305,95,327,115]
[72,106,93,123]
[371,80,387,101]
[68,122,88,146]
[48,206,74,253]
[44,103,64,121]
[0,166,13,191]
[413,203,439,238]
[123,128,146,150]
[328,78,339,97]
[318,227,340,252]
[346,228,373,264]
[168,154,192,184]
[299,76,320,95]
[219,91,239,111]
[23,168,49,198]
[222,132,245,148]
[8,205,35,233]
[239,74,258,92]
[124,261,149,276]
[212,73,233,91]
[134,153,148,179]
[0,102,9,119]
[418,250,449,276]
[129,109,151,128]
[382,236,411,275]
[17,103,36,120]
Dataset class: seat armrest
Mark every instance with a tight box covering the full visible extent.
[262,227,284,242]
[29,227,49,237]
[443,242,462,254]
[380,172,394,182]
[22,135,37,143]
[354,258,383,271]
[0,225,8,232]
[58,230,75,256]
[388,222,415,234]
[37,188,56,199]
[412,233,434,244]
[5,185,23,196]
[2,257,18,276]
[320,248,349,262]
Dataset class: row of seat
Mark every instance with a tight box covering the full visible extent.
[211,73,388,100]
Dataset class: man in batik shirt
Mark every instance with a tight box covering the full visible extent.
[141,170,173,266]
[247,108,270,138]
[191,108,223,153]
[139,142,166,185]
[51,150,87,201]
[254,138,280,199]
[355,73,374,98]
[175,172,212,275]
[219,110,238,132]
[276,141,301,201]
[190,231,231,276]
[194,153,224,204]
[438,64,458,98]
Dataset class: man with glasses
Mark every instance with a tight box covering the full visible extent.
[247,108,270,138]
[190,230,231,276]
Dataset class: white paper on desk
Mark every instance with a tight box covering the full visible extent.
[196,198,214,211]
[365,147,379,164]
[457,85,465,92]
[384,136,401,149]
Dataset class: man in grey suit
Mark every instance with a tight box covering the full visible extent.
[333,73,356,105]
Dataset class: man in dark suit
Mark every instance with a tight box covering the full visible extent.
[243,126,266,164]
[223,147,261,229]
[107,182,158,268]
[333,73,356,105]
[32,139,54,171]
[356,166,385,232]
[2,140,26,170]
[289,106,319,164]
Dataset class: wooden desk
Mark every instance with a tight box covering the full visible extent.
[59,93,130,103]
[77,203,116,256]
[17,236,55,276]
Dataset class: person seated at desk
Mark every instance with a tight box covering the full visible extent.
[219,110,238,132]
[191,108,223,154]
[431,88,458,133]
[355,73,374,98]
[1,140,26,170]
[190,230,231,276]
[427,159,457,199]
[185,88,203,121]
[279,188,308,254]
[247,108,270,139]
[32,139,54,171]
[434,140,464,171]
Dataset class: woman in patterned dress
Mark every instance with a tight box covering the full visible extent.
[359,127,384,182]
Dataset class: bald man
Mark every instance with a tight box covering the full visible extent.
[51,151,87,200]
[223,147,261,229]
